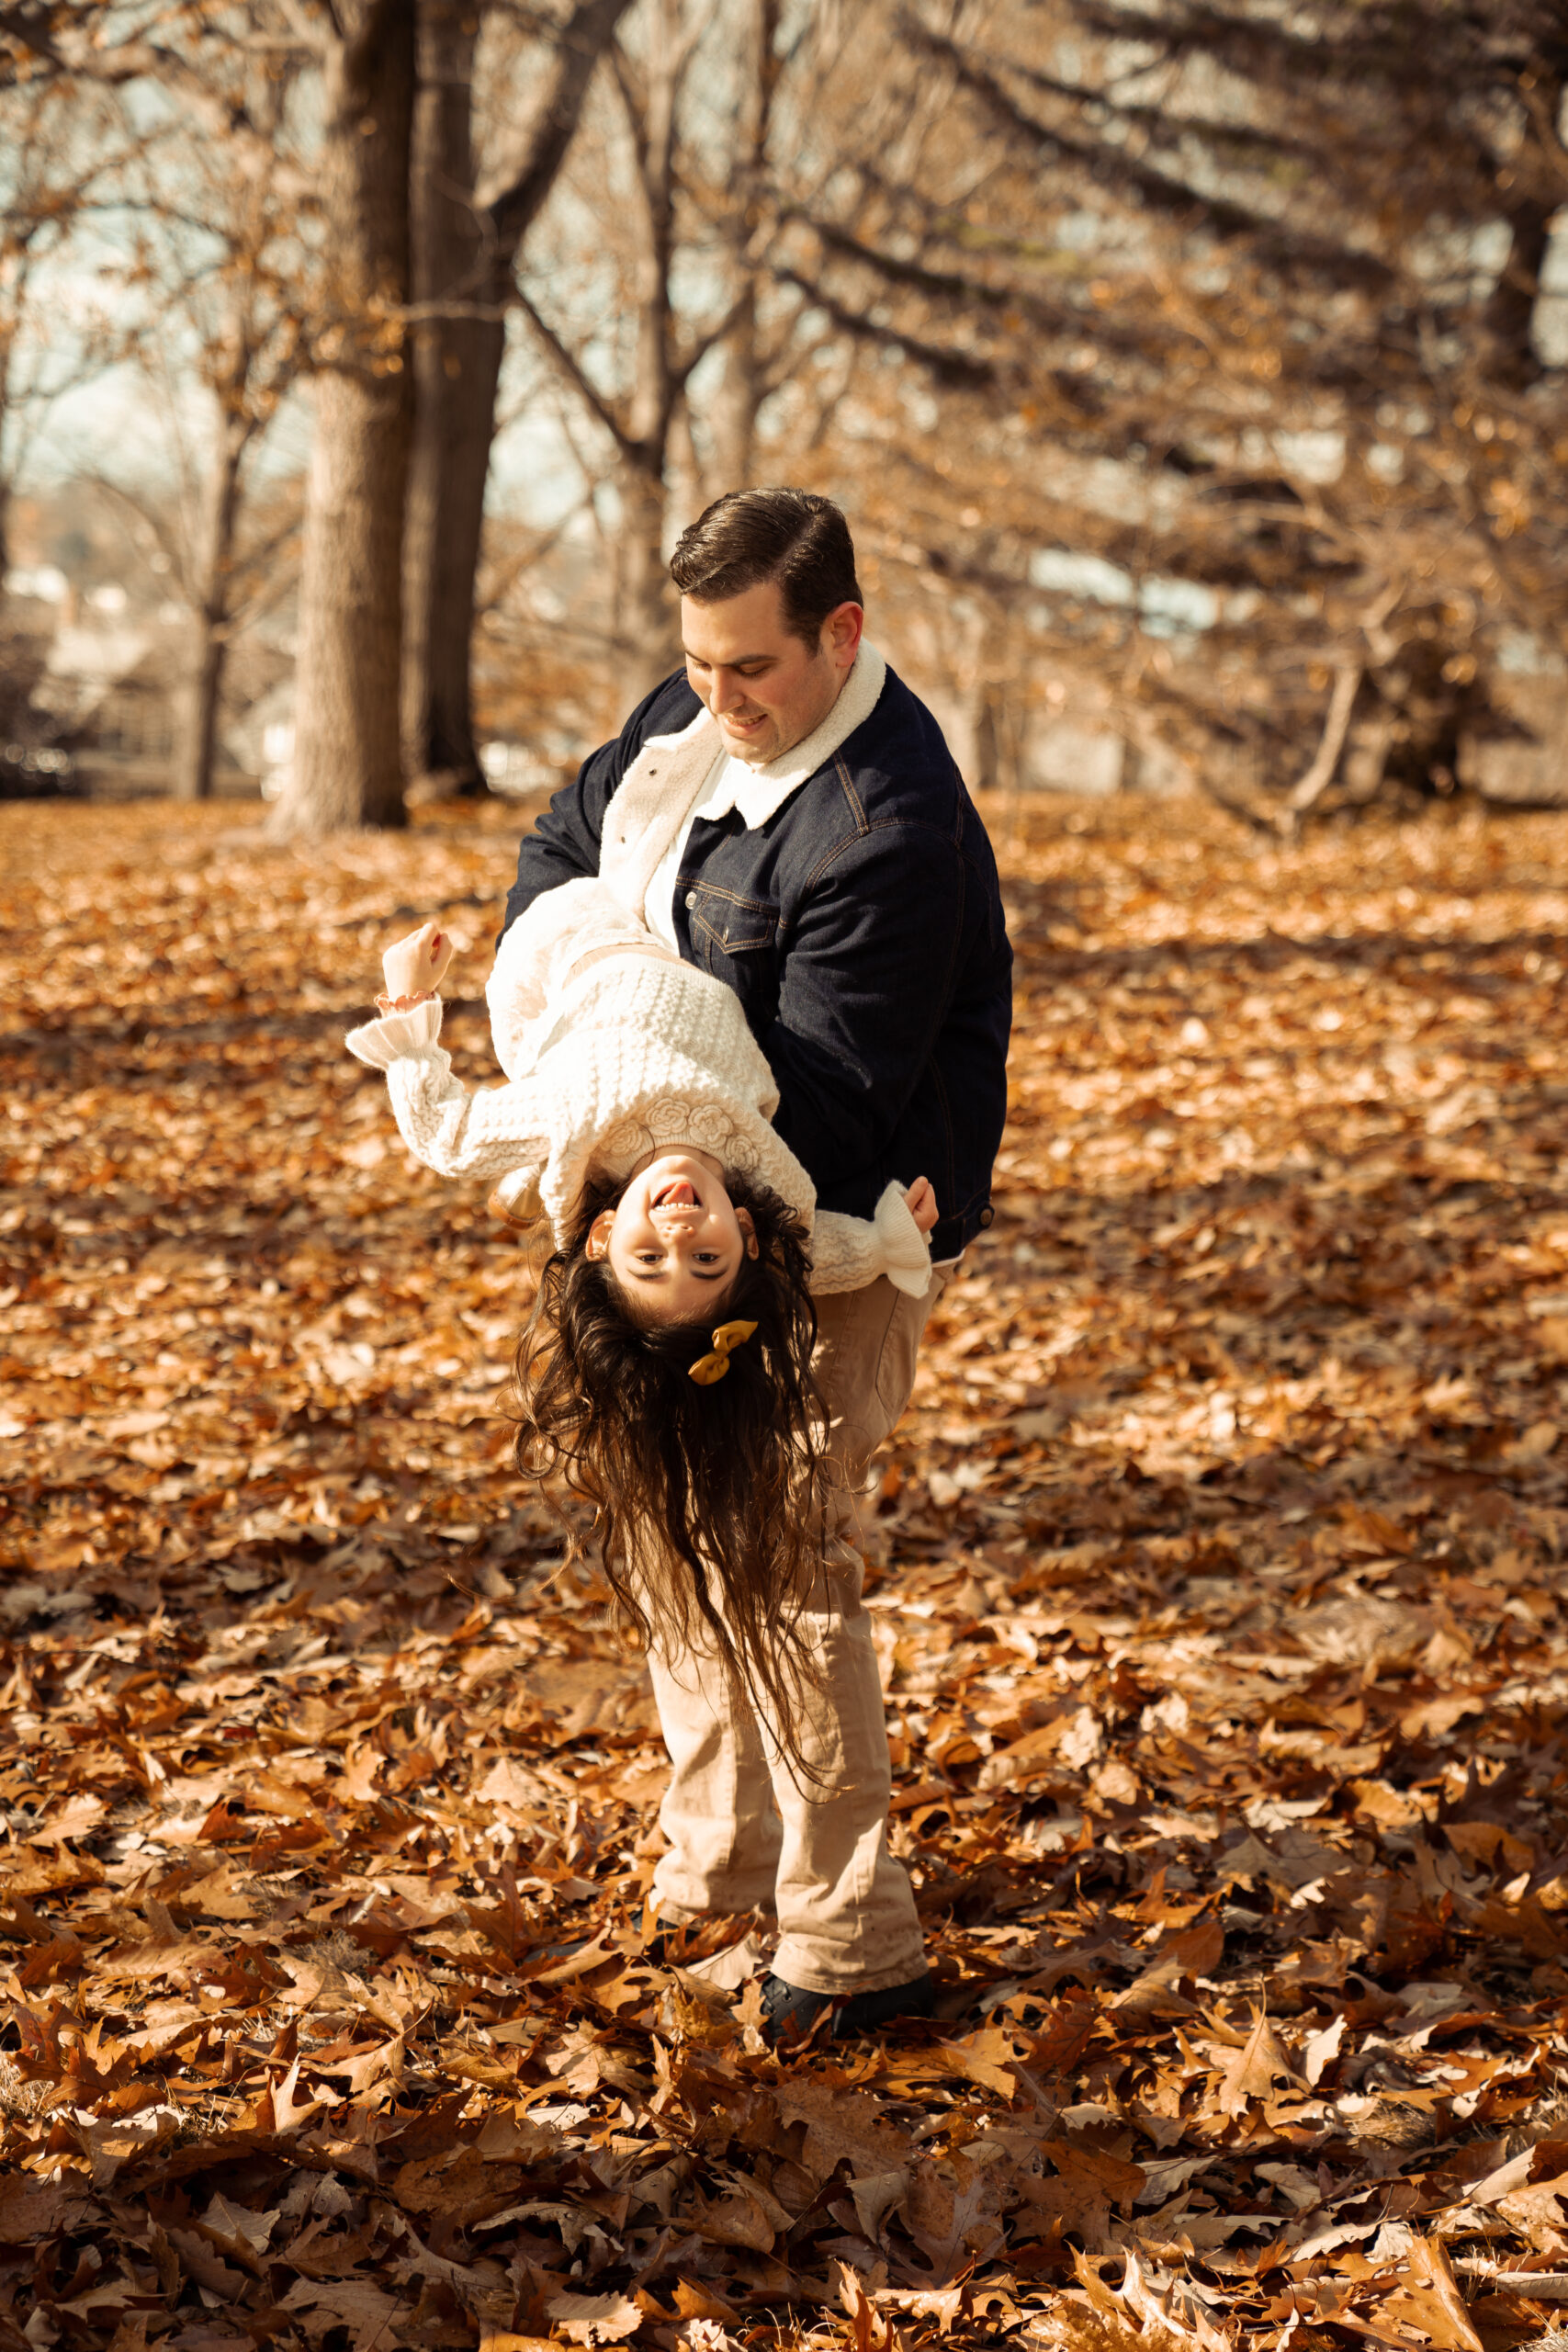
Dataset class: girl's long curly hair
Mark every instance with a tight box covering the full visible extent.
[509,1165,828,1760]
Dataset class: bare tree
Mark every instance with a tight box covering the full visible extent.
[764,0,1568,815]
[272,0,415,834]
[105,80,308,800]
[516,0,762,670]
[402,0,634,800]
[0,74,141,582]
[3,2,417,834]
[507,0,873,671]
[703,0,783,493]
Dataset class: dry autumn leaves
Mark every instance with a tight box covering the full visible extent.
[6,790,1568,2352]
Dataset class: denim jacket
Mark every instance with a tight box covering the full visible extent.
[502,662,1012,1262]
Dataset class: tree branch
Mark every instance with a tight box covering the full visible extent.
[479,0,637,255]
[513,284,635,455]
[1284,662,1361,818]
[0,17,315,200]
[901,12,1397,288]
[773,265,997,390]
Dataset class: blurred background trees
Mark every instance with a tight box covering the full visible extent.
[1,0,1564,830]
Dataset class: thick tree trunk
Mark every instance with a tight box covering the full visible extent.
[175,423,250,802]
[403,0,495,799]
[402,0,636,800]
[275,0,416,837]
[403,318,503,797]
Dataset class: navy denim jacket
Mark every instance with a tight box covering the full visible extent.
[502,663,1012,1261]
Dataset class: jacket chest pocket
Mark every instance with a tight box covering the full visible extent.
[687,884,779,959]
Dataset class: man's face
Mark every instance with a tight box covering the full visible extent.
[585,1151,758,1326]
[681,579,863,767]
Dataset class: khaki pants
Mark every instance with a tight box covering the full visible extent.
[648,1266,951,1994]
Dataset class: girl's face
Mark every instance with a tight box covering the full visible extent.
[585,1152,758,1323]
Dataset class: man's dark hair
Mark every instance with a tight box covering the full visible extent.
[669,488,863,647]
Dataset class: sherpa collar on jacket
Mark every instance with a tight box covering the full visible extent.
[709,642,888,828]
[598,643,887,920]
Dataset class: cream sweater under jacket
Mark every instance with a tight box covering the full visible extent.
[344,876,931,1300]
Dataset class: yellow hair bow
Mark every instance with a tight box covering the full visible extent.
[688,1319,759,1385]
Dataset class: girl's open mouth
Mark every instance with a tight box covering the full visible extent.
[651,1178,699,1209]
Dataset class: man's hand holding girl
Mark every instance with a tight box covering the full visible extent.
[904,1176,938,1235]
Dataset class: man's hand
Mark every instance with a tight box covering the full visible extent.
[382,922,454,1004]
[904,1176,938,1235]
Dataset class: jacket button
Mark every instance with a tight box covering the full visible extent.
[685,891,696,909]
[979,1205,995,1228]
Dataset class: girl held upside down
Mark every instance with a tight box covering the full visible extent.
[344,875,937,1831]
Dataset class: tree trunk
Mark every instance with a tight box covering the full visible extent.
[619,457,678,669]
[402,0,636,801]
[1484,192,1555,387]
[709,0,780,492]
[275,0,416,836]
[616,0,682,672]
[177,626,228,803]
[403,0,495,799]
[710,277,762,492]
[175,420,251,802]
[0,317,17,584]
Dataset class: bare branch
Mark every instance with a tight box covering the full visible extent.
[773,264,998,390]
[1284,662,1362,819]
[479,0,637,254]
[513,283,635,455]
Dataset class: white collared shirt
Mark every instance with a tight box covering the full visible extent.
[645,752,768,951]
[641,644,888,953]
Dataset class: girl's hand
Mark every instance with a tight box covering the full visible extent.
[382,921,454,1003]
[904,1176,938,1235]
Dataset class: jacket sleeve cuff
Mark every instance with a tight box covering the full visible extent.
[873,1180,934,1298]
[344,996,445,1069]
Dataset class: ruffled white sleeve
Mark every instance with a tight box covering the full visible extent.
[344,997,446,1068]
[808,1182,933,1299]
[343,998,549,1186]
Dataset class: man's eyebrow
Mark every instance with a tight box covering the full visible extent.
[680,648,773,664]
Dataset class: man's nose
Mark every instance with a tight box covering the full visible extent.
[709,669,748,712]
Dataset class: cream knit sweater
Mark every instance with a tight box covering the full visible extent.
[344,765,931,1299]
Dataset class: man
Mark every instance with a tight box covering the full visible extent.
[503,489,1011,2037]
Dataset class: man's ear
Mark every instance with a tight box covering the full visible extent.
[736,1205,761,1261]
[823,601,864,670]
[585,1208,615,1261]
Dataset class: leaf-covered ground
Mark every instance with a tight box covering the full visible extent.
[6,790,1568,2352]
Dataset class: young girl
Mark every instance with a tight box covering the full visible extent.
[344,873,937,1851]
